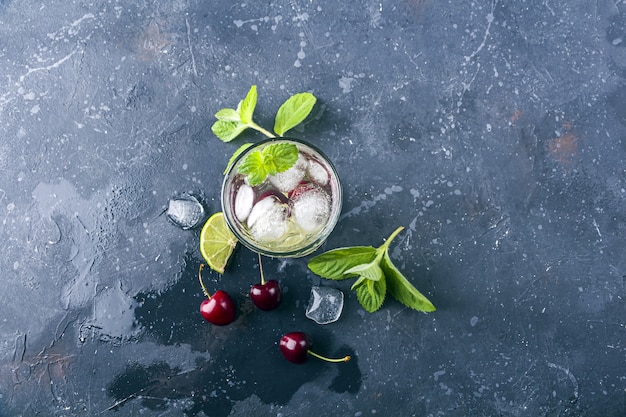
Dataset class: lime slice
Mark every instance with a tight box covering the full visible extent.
[200,212,238,274]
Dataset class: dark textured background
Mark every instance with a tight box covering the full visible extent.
[1,0,625,416]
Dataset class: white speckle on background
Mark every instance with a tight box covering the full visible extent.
[293,12,309,22]
[434,369,446,381]
[463,2,496,62]
[547,362,579,400]
[271,15,283,31]
[340,186,403,220]
[470,316,479,327]
[294,34,307,67]
[339,76,353,93]
[384,185,402,194]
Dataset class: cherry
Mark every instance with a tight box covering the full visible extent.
[250,253,281,311]
[288,181,317,200]
[198,264,236,326]
[279,332,351,364]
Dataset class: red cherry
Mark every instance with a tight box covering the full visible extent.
[198,265,236,326]
[250,280,281,310]
[250,254,281,311]
[279,332,310,363]
[199,290,236,326]
[279,332,351,364]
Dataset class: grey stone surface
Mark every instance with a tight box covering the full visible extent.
[0,0,625,416]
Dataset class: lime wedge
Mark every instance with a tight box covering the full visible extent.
[200,212,238,274]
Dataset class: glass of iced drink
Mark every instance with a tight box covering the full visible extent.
[221,138,342,257]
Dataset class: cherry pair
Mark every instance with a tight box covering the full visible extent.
[198,254,282,326]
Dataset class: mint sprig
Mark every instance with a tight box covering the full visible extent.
[308,227,436,313]
[211,85,317,142]
[211,85,317,184]
[212,85,274,141]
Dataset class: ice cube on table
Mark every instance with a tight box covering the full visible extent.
[247,196,288,242]
[166,194,206,229]
[292,184,331,232]
[234,184,254,222]
[305,286,344,324]
[307,159,329,186]
[269,153,308,193]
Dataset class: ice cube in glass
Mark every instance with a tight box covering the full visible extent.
[247,196,288,242]
[291,183,331,232]
[269,153,308,193]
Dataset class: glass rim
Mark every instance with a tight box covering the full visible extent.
[220,137,342,258]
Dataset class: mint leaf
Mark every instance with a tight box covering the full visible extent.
[354,278,386,313]
[261,143,298,175]
[381,254,436,312]
[237,142,298,186]
[345,260,383,281]
[224,143,254,174]
[239,85,257,124]
[350,276,367,291]
[215,108,240,122]
[308,247,377,279]
[211,120,248,142]
[379,226,436,312]
[274,92,317,136]
[238,150,266,185]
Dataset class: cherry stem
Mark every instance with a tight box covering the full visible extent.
[198,264,211,299]
[258,252,266,285]
[307,350,351,363]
